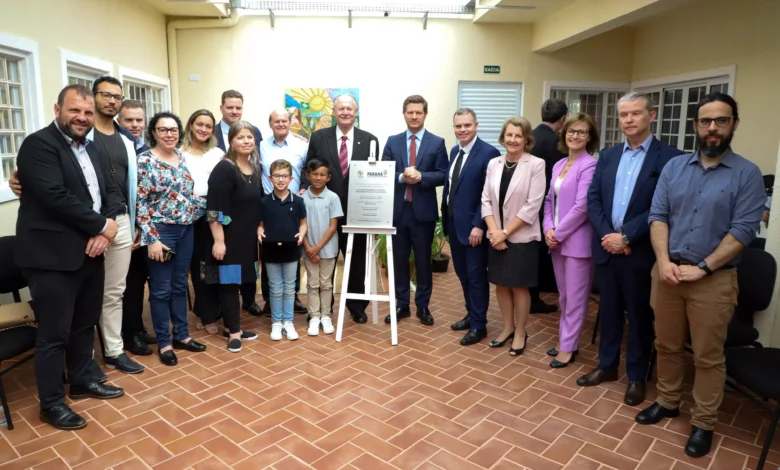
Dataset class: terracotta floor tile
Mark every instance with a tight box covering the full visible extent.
[203,435,251,466]
[503,447,563,470]
[281,416,328,443]
[459,419,502,448]
[0,448,58,470]
[30,458,69,470]
[636,452,675,470]
[72,447,134,470]
[192,456,233,470]
[152,445,211,470]
[542,434,585,465]
[310,442,363,470]
[617,431,655,461]
[277,434,326,464]
[52,438,95,467]
[15,432,75,457]
[390,441,439,470]
[467,438,512,468]
[129,436,174,467]
[531,416,571,443]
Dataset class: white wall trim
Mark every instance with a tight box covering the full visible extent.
[117,66,172,111]
[0,33,45,203]
[59,49,113,87]
[631,65,737,92]
[543,80,630,99]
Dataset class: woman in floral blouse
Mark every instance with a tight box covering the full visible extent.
[136,111,207,366]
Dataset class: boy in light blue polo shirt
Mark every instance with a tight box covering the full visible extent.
[302,158,343,335]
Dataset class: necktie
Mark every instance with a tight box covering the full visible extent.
[339,135,349,177]
[448,149,465,217]
[406,135,417,202]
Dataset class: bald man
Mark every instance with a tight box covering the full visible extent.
[258,109,309,314]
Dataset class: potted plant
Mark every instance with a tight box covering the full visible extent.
[431,217,450,273]
[376,234,417,281]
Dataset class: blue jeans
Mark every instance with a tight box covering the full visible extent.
[145,224,194,349]
[266,261,297,323]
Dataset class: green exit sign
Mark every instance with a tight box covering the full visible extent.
[484,65,500,74]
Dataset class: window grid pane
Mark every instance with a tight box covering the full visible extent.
[660,87,683,149]
[0,55,25,182]
[551,88,628,150]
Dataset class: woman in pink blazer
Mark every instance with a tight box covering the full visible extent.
[543,113,599,368]
[482,116,546,356]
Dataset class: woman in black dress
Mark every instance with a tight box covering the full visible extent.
[204,120,263,352]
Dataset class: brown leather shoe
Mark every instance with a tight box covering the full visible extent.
[624,381,646,406]
[576,369,619,387]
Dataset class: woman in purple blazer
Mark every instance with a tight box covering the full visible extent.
[543,113,599,368]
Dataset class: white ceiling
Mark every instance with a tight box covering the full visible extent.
[473,0,575,24]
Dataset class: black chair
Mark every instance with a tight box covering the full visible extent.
[0,236,37,431]
[727,247,775,349]
[751,238,767,251]
[725,348,780,470]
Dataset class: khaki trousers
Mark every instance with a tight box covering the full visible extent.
[99,214,133,357]
[650,263,738,430]
[304,257,336,319]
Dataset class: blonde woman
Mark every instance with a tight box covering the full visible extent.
[481,116,546,356]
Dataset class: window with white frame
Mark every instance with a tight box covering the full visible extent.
[637,76,729,153]
[0,55,25,186]
[60,50,112,91]
[549,88,628,151]
[124,80,165,116]
[458,81,523,151]
[67,66,100,89]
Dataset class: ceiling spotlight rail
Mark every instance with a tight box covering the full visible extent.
[229,1,474,14]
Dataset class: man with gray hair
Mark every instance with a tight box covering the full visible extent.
[579,92,684,405]
[303,94,380,324]
[444,108,501,346]
[258,108,309,314]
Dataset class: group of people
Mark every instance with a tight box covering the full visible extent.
[12,78,766,460]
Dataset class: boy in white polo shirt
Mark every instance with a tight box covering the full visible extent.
[302,158,343,335]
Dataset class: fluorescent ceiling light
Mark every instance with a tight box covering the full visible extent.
[237,9,471,18]
[232,1,474,14]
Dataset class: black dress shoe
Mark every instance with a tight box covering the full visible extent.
[159,349,178,366]
[635,402,680,425]
[262,302,271,317]
[624,381,647,406]
[124,334,153,356]
[417,308,434,326]
[685,426,713,458]
[294,296,307,314]
[244,303,263,316]
[139,329,156,345]
[576,369,619,387]
[451,315,470,331]
[70,382,124,400]
[350,309,368,324]
[489,331,514,348]
[550,352,576,368]
[530,300,557,314]
[385,307,411,324]
[104,353,145,374]
[173,339,207,352]
[40,405,87,430]
[88,361,108,384]
[460,328,487,346]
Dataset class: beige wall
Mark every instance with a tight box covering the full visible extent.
[632,0,780,172]
[0,0,168,236]
[175,16,634,149]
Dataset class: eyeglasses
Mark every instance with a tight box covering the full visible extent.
[271,174,291,180]
[566,129,589,137]
[694,116,733,128]
[155,127,179,135]
[97,91,124,102]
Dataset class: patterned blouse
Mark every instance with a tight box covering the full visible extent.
[136,148,205,246]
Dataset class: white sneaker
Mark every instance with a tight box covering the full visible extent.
[320,317,335,335]
[270,322,283,341]
[283,321,299,341]
[308,318,321,336]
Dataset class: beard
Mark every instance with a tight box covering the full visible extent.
[57,115,92,142]
[696,130,734,158]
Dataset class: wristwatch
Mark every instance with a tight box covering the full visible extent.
[502,229,508,236]
[697,260,713,275]
[620,230,630,245]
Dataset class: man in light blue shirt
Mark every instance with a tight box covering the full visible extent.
[259,109,309,314]
[611,133,653,230]
[260,109,308,194]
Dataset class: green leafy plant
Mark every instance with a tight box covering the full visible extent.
[431,217,448,260]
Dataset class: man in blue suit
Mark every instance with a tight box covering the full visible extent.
[213,90,275,316]
[382,95,448,326]
[579,92,684,405]
[443,109,501,345]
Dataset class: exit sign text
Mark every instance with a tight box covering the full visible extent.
[484,65,500,74]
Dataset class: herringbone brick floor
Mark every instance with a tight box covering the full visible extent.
[1,261,778,469]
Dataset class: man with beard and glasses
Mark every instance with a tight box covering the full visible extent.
[10,77,145,373]
[638,92,765,458]
[15,85,125,430]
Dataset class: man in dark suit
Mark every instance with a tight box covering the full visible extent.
[214,89,268,315]
[444,108,502,345]
[304,94,380,324]
[16,85,125,430]
[381,95,448,326]
[579,92,684,405]
[530,99,568,314]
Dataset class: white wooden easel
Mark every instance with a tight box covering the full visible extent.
[335,226,398,345]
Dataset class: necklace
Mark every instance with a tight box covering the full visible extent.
[504,159,519,170]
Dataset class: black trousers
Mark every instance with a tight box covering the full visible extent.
[260,258,301,301]
[332,223,368,313]
[24,257,104,409]
[393,203,434,309]
[219,284,241,334]
[191,218,220,323]
[122,247,147,339]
